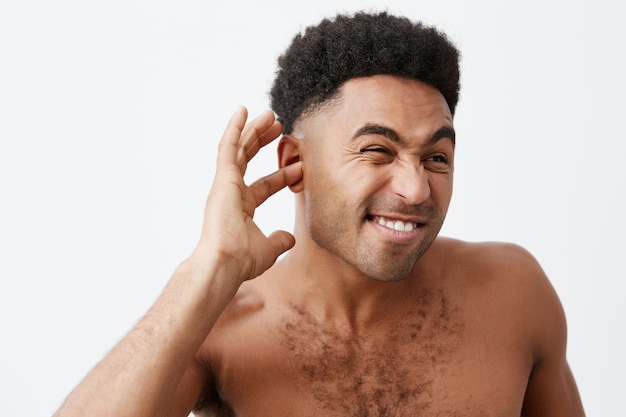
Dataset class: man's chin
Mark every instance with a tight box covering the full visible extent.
[353,255,419,283]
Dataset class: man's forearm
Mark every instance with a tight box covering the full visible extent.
[53,253,237,417]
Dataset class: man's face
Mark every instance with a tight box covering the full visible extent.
[296,75,455,282]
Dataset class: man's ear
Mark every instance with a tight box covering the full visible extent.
[278,135,304,193]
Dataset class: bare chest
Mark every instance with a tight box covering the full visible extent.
[209,293,530,416]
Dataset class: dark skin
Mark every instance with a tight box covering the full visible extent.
[54,76,584,417]
[194,238,574,416]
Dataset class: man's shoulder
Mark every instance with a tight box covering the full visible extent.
[210,268,291,335]
[432,237,566,351]
[215,280,270,325]
[429,237,561,323]
[433,235,535,256]
[432,236,544,278]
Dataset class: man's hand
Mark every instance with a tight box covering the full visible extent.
[53,107,302,417]
[193,106,303,284]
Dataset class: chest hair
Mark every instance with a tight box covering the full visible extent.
[278,288,465,416]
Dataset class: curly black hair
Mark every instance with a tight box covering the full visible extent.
[270,11,461,134]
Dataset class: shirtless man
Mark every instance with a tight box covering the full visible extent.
[54,12,585,417]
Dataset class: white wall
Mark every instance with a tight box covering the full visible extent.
[1,0,623,415]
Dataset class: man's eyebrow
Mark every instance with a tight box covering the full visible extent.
[352,124,456,146]
[431,126,456,146]
[352,124,404,144]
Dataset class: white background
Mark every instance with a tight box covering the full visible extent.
[1,0,624,415]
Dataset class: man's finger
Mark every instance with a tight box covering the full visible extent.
[254,119,283,153]
[249,161,303,207]
[216,106,249,172]
[263,230,297,268]
[239,110,281,163]
[243,120,282,163]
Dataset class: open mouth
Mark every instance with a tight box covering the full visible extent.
[368,215,420,232]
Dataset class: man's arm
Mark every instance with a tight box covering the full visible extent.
[519,249,585,416]
[522,357,584,416]
[53,107,303,417]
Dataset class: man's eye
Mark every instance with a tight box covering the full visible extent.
[427,155,448,163]
[361,147,391,155]
[424,154,451,172]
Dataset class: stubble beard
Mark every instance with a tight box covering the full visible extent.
[305,194,445,282]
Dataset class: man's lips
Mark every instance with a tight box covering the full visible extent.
[368,215,424,232]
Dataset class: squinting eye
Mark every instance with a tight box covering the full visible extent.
[361,147,393,157]
[360,147,395,164]
[361,147,392,155]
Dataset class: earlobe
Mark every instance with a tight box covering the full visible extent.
[278,135,304,193]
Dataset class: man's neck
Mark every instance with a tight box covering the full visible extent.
[275,235,422,331]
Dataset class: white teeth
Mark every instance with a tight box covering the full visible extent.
[375,216,416,232]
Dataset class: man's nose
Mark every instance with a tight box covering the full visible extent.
[390,161,430,205]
